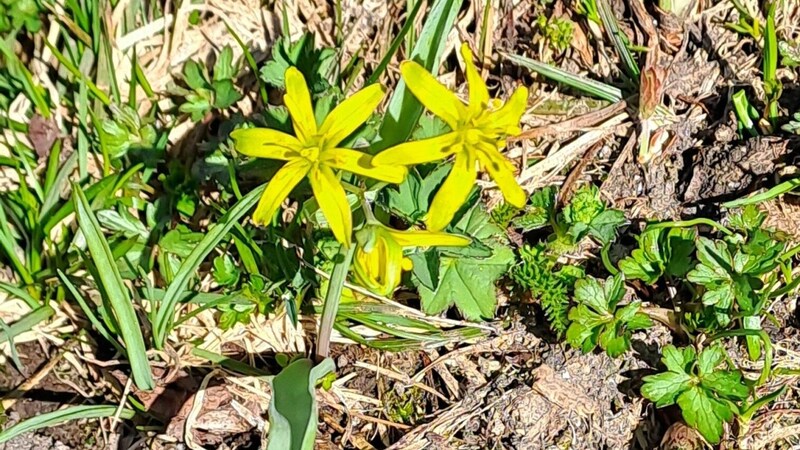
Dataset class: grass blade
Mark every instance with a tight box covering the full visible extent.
[0,305,54,344]
[72,183,154,390]
[191,348,271,377]
[0,282,40,309]
[763,1,780,126]
[0,405,134,444]
[723,178,800,208]
[373,0,464,151]
[596,0,640,81]
[153,184,265,349]
[365,0,425,86]
[501,52,623,102]
[59,270,125,354]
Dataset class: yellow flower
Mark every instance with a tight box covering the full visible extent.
[353,224,470,296]
[231,68,408,246]
[373,43,529,231]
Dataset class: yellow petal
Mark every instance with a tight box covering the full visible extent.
[372,132,459,166]
[477,146,527,208]
[319,84,385,146]
[400,61,466,129]
[230,128,302,160]
[284,67,317,142]
[353,229,404,296]
[388,229,471,248]
[309,166,353,246]
[426,153,477,231]
[460,43,489,113]
[252,159,310,225]
[487,86,529,136]
[322,148,407,184]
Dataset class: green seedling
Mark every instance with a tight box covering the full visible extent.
[642,345,749,444]
[172,45,243,121]
[566,274,652,357]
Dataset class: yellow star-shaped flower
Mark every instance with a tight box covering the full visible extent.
[373,43,529,231]
[231,68,407,246]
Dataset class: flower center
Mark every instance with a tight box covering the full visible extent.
[299,145,320,162]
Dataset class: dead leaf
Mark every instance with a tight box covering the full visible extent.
[28,114,60,159]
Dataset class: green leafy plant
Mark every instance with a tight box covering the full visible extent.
[512,243,579,336]
[414,201,515,320]
[0,0,42,35]
[101,104,158,158]
[566,274,652,357]
[779,39,800,67]
[260,33,336,94]
[782,112,800,134]
[536,15,575,54]
[619,227,695,284]
[641,345,749,444]
[510,185,625,336]
[172,45,243,121]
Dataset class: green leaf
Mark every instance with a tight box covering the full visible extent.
[574,276,609,314]
[183,60,211,91]
[500,52,623,102]
[697,346,725,375]
[0,405,134,444]
[418,243,514,320]
[641,371,692,407]
[72,184,154,391]
[212,79,243,109]
[588,209,625,244]
[568,274,643,357]
[213,254,241,287]
[416,206,513,320]
[408,250,440,291]
[662,344,696,373]
[213,45,237,81]
[512,186,556,232]
[701,371,749,401]
[676,386,733,444]
[381,164,450,223]
[665,228,696,277]
[267,358,335,450]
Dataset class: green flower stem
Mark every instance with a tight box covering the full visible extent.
[708,329,772,386]
[646,218,733,236]
[600,245,619,275]
[316,244,355,360]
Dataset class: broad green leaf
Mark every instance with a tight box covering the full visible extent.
[408,250,440,291]
[662,345,696,374]
[213,254,241,287]
[267,358,335,450]
[677,386,734,444]
[697,346,725,375]
[665,228,696,277]
[641,371,692,407]
[701,371,749,401]
[72,184,154,391]
[599,325,629,357]
[0,405,134,444]
[213,45,237,81]
[417,243,514,320]
[574,276,608,314]
[374,0,464,151]
[588,209,625,244]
